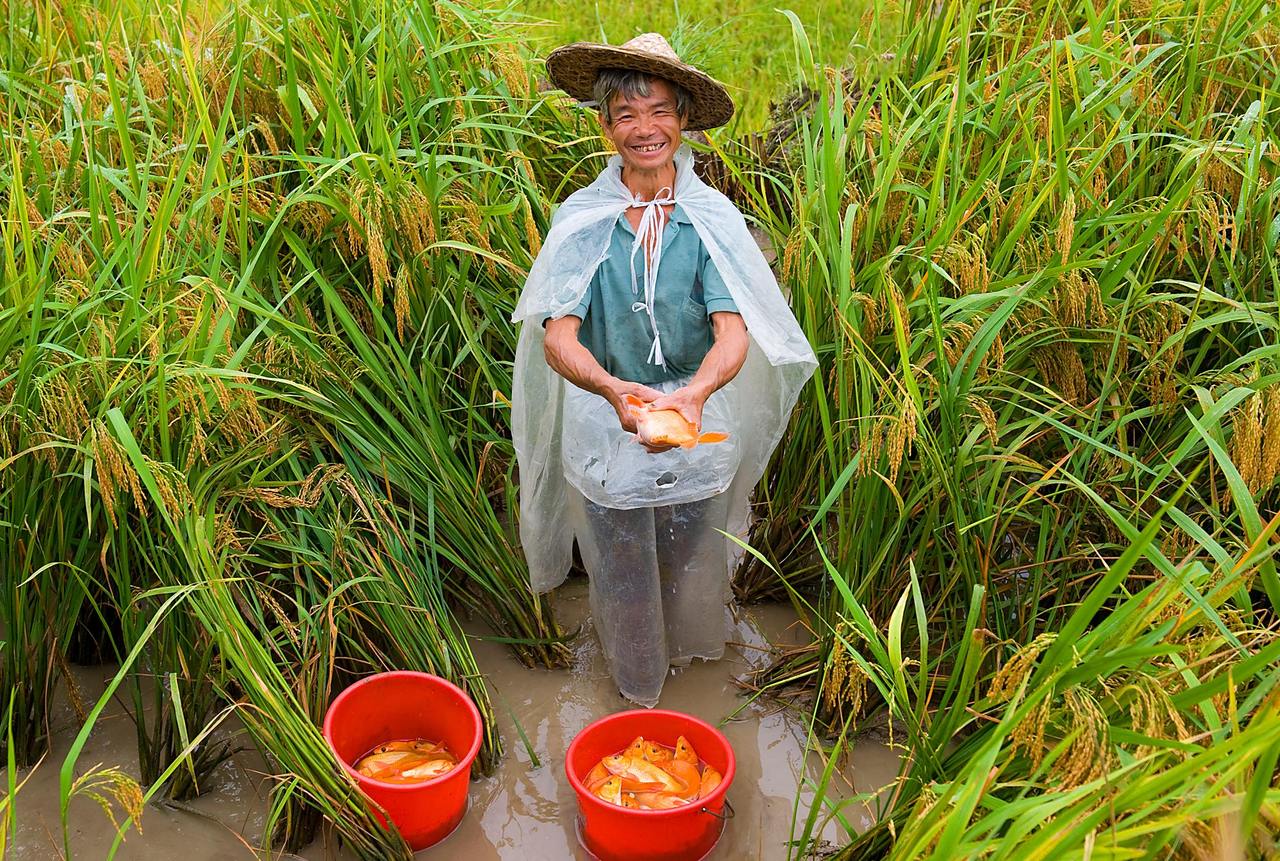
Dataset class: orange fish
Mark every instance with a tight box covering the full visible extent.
[658,758,702,801]
[398,758,456,780]
[625,736,647,758]
[595,775,623,805]
[584,761,610,789]
[700,765,722,797]
[355,750,417,778]
[632,791,688,810]
[641,741,672,764]
[674,736,699,765]
[603,753,682,794]
[623,395,730,450]
[355,738,457,782]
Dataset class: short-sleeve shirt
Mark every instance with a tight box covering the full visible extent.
[563,203,738,385]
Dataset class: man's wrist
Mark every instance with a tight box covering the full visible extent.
[597,374,623,403]
[687,378,714,401]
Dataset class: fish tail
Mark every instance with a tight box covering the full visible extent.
[698,432,729,444]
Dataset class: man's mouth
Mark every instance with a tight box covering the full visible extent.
[631,142,665,153]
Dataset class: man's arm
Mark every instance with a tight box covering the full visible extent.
[543,315,662,433]
[648,311,749,432]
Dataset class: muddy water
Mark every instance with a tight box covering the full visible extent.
[8,577,899,859]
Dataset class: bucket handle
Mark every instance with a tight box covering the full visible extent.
[700,798,735,821]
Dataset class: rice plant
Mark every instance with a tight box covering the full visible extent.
[0,0,586,847]
[5,0,1279,856]
[705,0,1280,856]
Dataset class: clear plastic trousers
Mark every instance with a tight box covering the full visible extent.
[570,490,732,708]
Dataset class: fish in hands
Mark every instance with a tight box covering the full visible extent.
[623,394,729,450]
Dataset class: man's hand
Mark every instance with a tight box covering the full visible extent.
[637,384,709,453]
[544,317,662,433]
[604,380,663,434]
[647,384,708,432]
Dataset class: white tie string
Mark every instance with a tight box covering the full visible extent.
[626,186,675,369]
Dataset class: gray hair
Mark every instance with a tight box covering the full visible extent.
[592,69,692,126]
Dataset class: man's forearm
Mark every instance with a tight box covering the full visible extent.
[543,316,619,398]
[688,311,749,399]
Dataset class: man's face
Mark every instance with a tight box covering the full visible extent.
[600,77,686,175]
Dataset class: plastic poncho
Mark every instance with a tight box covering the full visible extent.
[511,143,817,595]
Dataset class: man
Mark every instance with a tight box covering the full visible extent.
[511,34,816,706]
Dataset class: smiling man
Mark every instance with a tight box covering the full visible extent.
[510,34,816,707]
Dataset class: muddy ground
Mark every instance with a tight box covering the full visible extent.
[9,577,898,859]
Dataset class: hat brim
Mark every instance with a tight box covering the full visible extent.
[545,42,735,131]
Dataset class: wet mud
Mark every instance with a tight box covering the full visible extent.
[8,577,899,859]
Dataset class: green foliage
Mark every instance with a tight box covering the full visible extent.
[515,0,882,128]
[0,0,584,850]
[3,0,1279,856]
[714,0,1280,856]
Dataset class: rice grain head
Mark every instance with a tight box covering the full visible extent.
[1261,385,1280,489]
[394,184,436,257]
[780,227,805,282]
[1053,686,1112,789]
[1032,340,1089,406]
[1010,687,1052,768]
[394,264,412,342]
[857,417,886,478]
[490,44,529,99]
[852,292,880,340]
[1056,191,1076,265]
[1055,270,1087,329]
[1230,390,1264,494]
[822,623,868,722]
[71,765,145,836]
[967,395,1000,446]
[1124,674,1190,761]
[989,632,1057,702]
[523,195,542,257]
[885,393,917,485]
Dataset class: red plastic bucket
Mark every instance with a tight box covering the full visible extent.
[566,709,736,861]
[322,671,482,851]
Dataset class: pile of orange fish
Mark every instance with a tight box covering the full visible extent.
[353,738,458,783]
[582,735,722,810]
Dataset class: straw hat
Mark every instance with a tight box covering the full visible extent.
[546,33,734,131]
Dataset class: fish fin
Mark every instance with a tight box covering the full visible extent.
[619,779,665,792]
[623,394,645,410]
[698,432,729,444]
[680,440,696,449]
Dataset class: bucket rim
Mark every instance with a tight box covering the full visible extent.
[564,708,736,817]
[322,670,484,793]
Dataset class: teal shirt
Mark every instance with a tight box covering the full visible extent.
[567,204,738,385]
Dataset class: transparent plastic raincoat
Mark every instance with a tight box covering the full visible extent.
[511,144,816,704]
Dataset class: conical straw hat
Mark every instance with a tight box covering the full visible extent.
[546,33,734,131]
